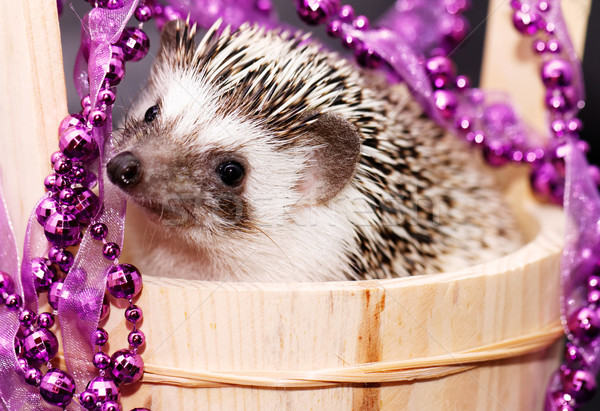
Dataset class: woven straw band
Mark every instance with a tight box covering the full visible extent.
[132,322,562,389]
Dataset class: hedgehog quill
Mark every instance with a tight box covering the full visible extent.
[107,20,520,281]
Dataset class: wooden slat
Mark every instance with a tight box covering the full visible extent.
[0,0,67,248]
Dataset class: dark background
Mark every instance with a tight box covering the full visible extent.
[58,1,600,409]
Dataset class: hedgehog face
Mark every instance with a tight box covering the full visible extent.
[109,20,365,254]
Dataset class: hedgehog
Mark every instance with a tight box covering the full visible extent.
[107,20,521,282]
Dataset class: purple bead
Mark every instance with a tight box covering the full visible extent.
[54,175,71,191]
[44,211,81,247]
[24,366,42,386]
[48,280,65,310]
[342,34,357,49]
[107,264,143,299]
[90,222,108,240]
[44,174,57,191]
[568,118,583,133]
[565,343,585,366]
[5,294,22,310]
[455,75,470,90]
[106,58,126,86]
[111,44,126,62]
[533,39,546,54]
[97,88,117,106]
[58,114,85,136]
[338,4,353,21]
[81,95,91,108]
[446,0,469,14]
[103,242,121,260]
[354,43,382,69]
[69,165,87,184]
[125,305,143,324]
[70,187,100,224]
[538,1,550,12]
[482,139,512,167]
[512,10,539,35]
[81,105,91,118]
[547,38,561,53]
[542,59,573,88]
[35,197,59,225]
[19,309,37,327]
[53,156,72,175]
[100,293,111,321]
[433,90,457,119]
[567,306,600,340]
[59,126,98,161]
[88,109,107,127]
[50,151,66,166]
[110,349,144,384]
[135,4,153,22]
[55,249,74,273]
[105,0,124,9]
[95,327,109,346]
[40,369,76,407]
[441,14,468,45]
[128,330,145,348]
[0,271,14,294]
[31,257,56,292]
[79,390,98,409]
[102,401,122,411]
[326,19,343,38]
[548,390,574,411]
[93,351,111,369]
[17,358,28,373]
[119,27,150,62]
[561,367,597,401]
[545,88,575,113]
[297,0,340,26]
[87,376,120,402]
[352,15,369,30]
[530,162,563,204]
[23,328,59,363]
[83,171,98,189]
[38,312,55,329]
[58,187,76,206]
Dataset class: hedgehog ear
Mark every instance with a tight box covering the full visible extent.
[297,113,362,204]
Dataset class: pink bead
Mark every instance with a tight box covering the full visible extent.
[93,351,111,370]
[567,306,600,340]
[134,4,153,22]
[441,14,469,44]
[432,90,457,119]
[352,15,369,31]
[482,139,512,167]
[547,38,561,53]
[94,328,109,346]
[326,19,343,38]
[455,75,470,90]
[297,0,341,26]
[128,329,145,347]
[44,211,81,247]
[541,59,573,88]
[40,369,75,407]
[38,312,55,329]
[107,264,142,299]
[568,118,583,133]
[560,367,597,401]
[538,1,550,12]
[97,88,116,106]
[86,376,120,402]
[446,0,470,14]
[533,39,546,53]
[59,126,98,161]
[110,349,144,384]
[125,305,143,323]
[105,58,126,86]
[512,10,539,35]
[338,4,354,21]
[58,114,85,136]
[80,95,91,108]
[119,27,150,62]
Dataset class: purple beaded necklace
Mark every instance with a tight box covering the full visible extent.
[0,0,597,409]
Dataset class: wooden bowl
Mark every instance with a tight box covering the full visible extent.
[104,178,564,410]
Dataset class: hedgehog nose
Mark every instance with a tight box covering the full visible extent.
[107,151,142,188]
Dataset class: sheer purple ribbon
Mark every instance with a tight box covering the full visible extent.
[58,0,138,393]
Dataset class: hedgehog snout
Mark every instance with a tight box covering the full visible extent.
[107,151,142,189]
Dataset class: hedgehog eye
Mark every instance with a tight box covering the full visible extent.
[144,105,159,123]
[217,161,245,187]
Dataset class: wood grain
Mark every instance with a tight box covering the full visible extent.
[0,0,67,248]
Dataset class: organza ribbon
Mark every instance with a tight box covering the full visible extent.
[58,0,138,394]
